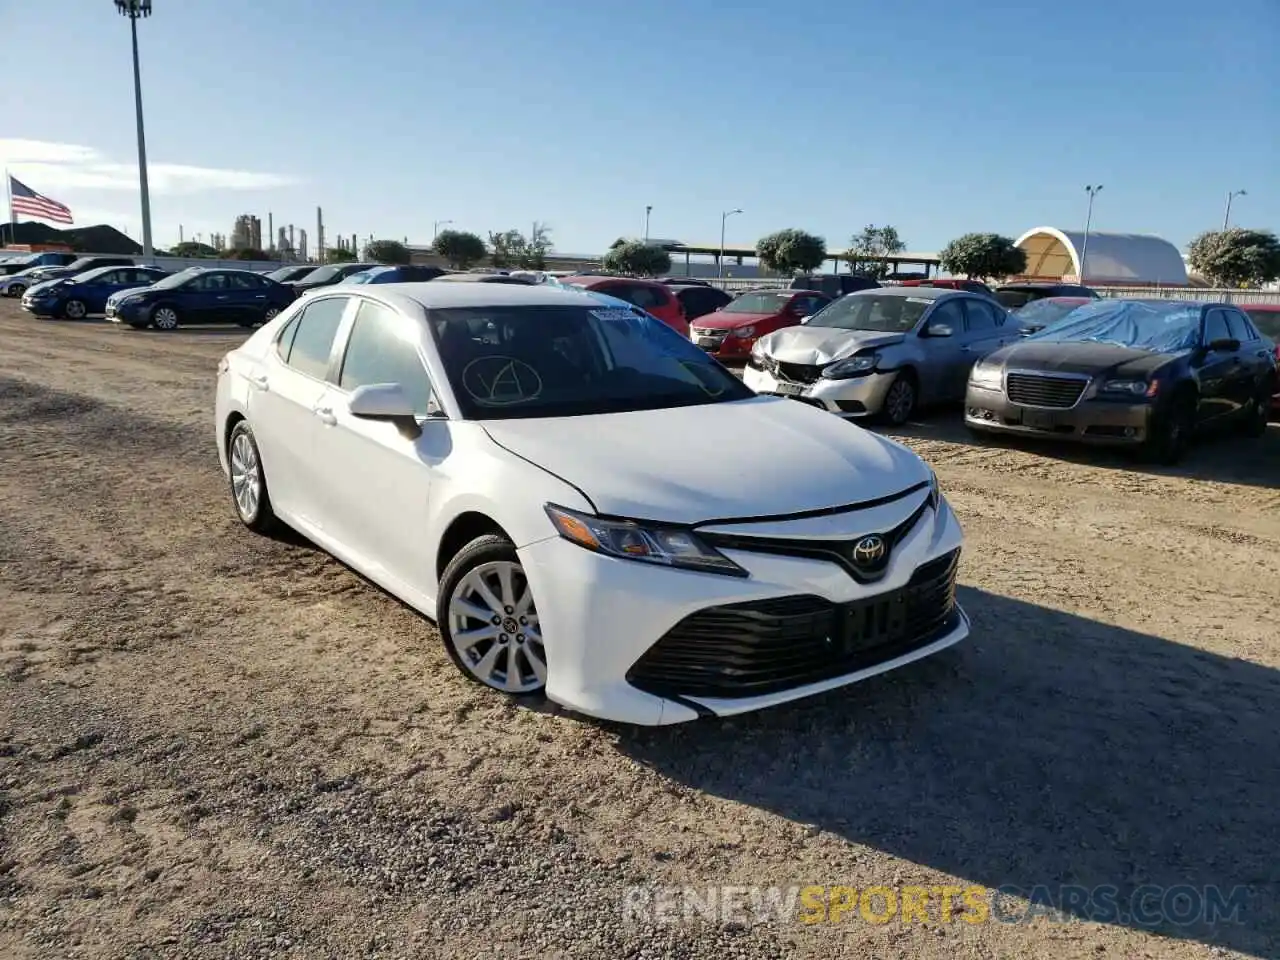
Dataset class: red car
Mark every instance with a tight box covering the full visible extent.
[559,275,688,336]
[898,278,994,296]
[1241,304,1280,416]
[688,288,832,361]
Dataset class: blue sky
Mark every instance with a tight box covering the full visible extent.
[3,0,1276,257]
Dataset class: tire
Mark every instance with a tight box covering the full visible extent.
[151,304,180,330]
[438,534,546,698]
[62,299,88,320]
[879,371,918,426]
[8,283,26,299]
[1144,393,1195,465]
[1240,385,1272,438]
[227,421,278,534]
[263,306,281,322]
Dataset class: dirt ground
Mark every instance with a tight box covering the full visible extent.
[0,300,1277,960]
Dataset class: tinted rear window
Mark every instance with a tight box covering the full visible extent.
[1243,308,1280,340]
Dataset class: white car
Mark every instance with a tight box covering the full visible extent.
[215,282,968,725]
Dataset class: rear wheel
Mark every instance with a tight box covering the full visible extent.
[227,421,278,534]
[439,535,546,698]
[1144,393,1195,464]
[62,299,87,320]
[8,283,27,298]
[1241,385,1272,438]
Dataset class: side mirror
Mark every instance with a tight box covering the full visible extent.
[925,323,953,337]
[1206,337,1240,352]
[347,383,422,435]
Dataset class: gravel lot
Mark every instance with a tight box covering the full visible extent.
[1,300,1277,959]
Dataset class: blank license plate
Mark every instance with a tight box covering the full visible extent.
[696,337,719,348]
[1021,410,1058,429]
[773,382,806,396]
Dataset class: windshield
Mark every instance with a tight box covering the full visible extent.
[994,288,1049,309]
[1244,308,1280,340]
[150,267,201,290]
[806,293,933,332]
[724,292,793,314]
[266,266,303,281]
[344,270,376,284]
[1027,300,1202,352]
[1014,298,1089,328]
[430,305,753,420]
[300,265,341,283]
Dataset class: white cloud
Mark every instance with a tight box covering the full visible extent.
[0,139,300,195]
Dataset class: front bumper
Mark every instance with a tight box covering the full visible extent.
[106,300,149,324]
[690,327,757,360]
[517,489,967,725]
[964,384,1155,444]
[742,360,897,417]
[20,296,60,316]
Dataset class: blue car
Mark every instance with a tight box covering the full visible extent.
[22,265,169,319]
[105,266,298,330]
[342,264,447,284]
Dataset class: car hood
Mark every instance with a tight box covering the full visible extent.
[987,340,1176,378]
[25,278,66,295]
[481,396,928,525]
[691,311,780,330]
[759,325,907,364]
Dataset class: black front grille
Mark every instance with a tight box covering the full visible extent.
[1006,372,1087,408]
[776,361,825,384]
[627,549,961,700]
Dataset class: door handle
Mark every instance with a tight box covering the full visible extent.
[216,295,229,300]
[314,406,337,426]
[248,374,269,391]
[254,294,266,299]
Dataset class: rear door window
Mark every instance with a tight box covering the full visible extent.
[282,296,349,379]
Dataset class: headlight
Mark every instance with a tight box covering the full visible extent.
[750,338,767,357]
[927,467,941,511]
[734,325,756,338]
[545,504,747,577]
[968,361,1003,389]
[822,353,878,379]
[1100,379,1158,398]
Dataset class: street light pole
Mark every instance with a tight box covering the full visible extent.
[644,205,652,243]
[115,0,154,262]
[1223,189,1246,230]
[433,219,452,242]
[1080,185,1102,285]
[719,208,742,278]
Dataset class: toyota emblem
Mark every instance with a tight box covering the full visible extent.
[851,535,887,567]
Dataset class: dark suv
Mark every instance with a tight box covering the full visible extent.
[27,256,136,285]
[790,273,880,298]
[994,282,1099,310]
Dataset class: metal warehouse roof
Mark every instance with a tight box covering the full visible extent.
[1015,227,1188,286]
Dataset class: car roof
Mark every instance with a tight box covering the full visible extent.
[565,274,666,287]
[344,281,598,311]
[848,285,955,300]
[1242,303,1280,312]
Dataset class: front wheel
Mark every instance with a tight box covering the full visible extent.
[1240,387,1272,438]
[151,305,180,330]
[8,283,27,298]
[439,535,547,698]
[62,299,88,320]
[1144,396,1194,464]
[880,372,917,426]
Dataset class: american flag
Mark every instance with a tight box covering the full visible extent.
[9,175,74,225]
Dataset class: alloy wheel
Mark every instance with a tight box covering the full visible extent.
[229,431,262,521]
[447,560,545,693]
[263,307,280,322]
[63,300,87,320]
[10,284,26,298]
[153,307,178,330]
[885,378,916,425]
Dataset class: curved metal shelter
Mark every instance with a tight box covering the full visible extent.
[1014,227,1188,286]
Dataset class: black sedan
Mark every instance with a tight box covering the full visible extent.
[964,299,1277,463]
[289,262,377,293]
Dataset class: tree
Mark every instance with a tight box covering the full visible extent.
[364,239,412,265]
[938,232,1027,280]
[845,224,906,279]
[1186,228,1280,288]
[434,229,487,269]
[324,247,357,263]
[229,247,269,261]
[755,229,827,275]
[487,223,554,270]
[167,241,218,258]
[602,240,672,277]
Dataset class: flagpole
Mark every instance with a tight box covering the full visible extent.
[4,169,13,247]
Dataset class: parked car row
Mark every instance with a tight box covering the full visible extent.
[737,287,1275,463]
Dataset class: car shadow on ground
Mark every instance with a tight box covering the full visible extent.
[883,408,1280,491]
[611,587,1280,955]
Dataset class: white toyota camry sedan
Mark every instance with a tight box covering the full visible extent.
[214,282,969,725]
